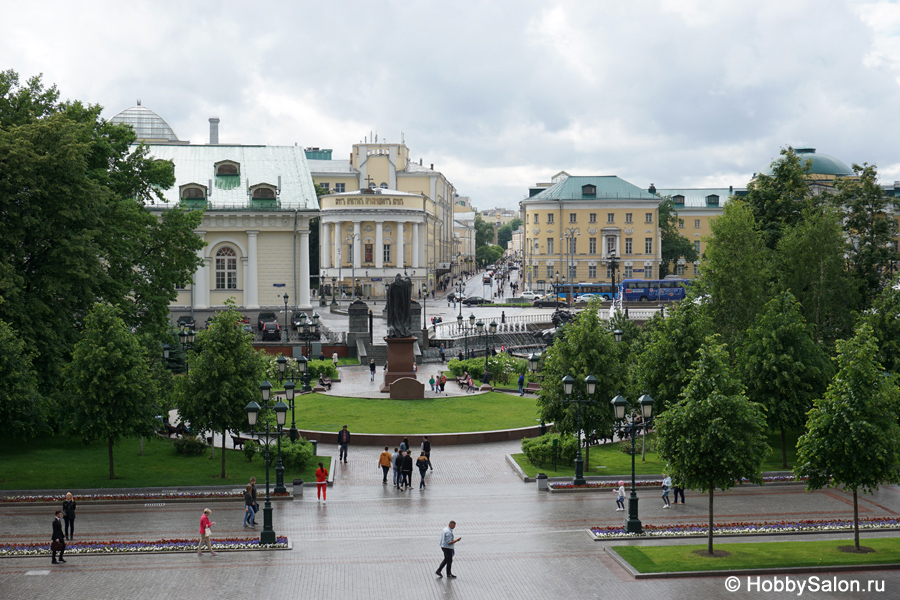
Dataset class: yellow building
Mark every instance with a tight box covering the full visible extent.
[520,173,661,292]
[308,140,458,296]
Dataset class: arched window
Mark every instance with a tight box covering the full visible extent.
[252,187,276,198]
[215,247,238,290]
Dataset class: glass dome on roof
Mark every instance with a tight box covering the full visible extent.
[759,148,852,177]
[109,101,179,142]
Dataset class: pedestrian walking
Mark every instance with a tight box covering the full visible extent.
[501,310,506,324]
[243,484,256,527]
[378,447,392,484]
[338,425,350,462]
[62,492,76,540]
[401,450,414,490]
[392,448,403,488]
[518,373,525,396]
[332,352,339,368]
[400,437,409,452]
[421,436,433,469]
[429,374,436,392]
[51,510,66,564]
[369,359,376,381]
[466,375,475,393]
[316,462,328,503]
[197,508,216,556]
[662,474,672,508]
[439,343,445,363]
[249,477,259,525]
[417,451,431,489]
[673,477,685,504]
[435,521,460,578]
[614,481,626,511]
[439,373,447,393]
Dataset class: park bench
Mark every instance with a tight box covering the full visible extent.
[317,377,332,390]
[231,434,254,450]
[524,382,541,394]
[456,376,467,388]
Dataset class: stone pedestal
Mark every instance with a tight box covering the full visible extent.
[381,336,418,394]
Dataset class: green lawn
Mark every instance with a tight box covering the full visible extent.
[0,435,323,490]
[293,391,538,434]
[512,431,802,478]
[614,537,900,573]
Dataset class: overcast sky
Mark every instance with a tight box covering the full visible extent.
[4,0,900,208]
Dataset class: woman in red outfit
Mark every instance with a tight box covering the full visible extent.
[315,462,328,504]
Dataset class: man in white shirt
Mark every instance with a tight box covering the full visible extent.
[435,520,461,578]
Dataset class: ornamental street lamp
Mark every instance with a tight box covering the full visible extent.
[529,353,546,435]
[178,325,195,373]
[345,233,360,300]
[562,374,598,486]
[296,314,319,392]
[610,393,655,534]
[331,277,337,307]
[245,381,288,544]
[282,293,290,343]
[422,283,429,330]
[476,320,498,383]
[276,355,299,443]
[297,354,310,393]
[456,313,476,357]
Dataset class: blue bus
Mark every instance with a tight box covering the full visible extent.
[552,282,620,301]
[620,278,689,302]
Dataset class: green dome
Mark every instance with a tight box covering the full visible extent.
[759,148,853,177]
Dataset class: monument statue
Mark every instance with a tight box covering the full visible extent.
[386,273,413,337]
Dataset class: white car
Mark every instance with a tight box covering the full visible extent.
[519,291,541,301]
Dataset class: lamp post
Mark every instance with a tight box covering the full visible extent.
[331,277,337,307]
[245,381,288,544]
[282,293,290,343]
[455,313,476,357]
[562,374,598,486]
[422,283,428,330]
[345,233,360,300]
[529,353,545,434]
[563,227,579,308]
[178,325,195,373]
[276,355,299,443]
[611,393,655,534]
[475,320,498,382]
[296,314,319,392]
[297,354,310,393]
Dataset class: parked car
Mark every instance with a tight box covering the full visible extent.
[575,293,598,303]
[257,311,277,331]
[533,294,567,308]
[291,311,309,330]
[261,321,281,341]
[519,291,541,302]
[240,323,253,334]
[176,315,196,330]
[462,296,493,306]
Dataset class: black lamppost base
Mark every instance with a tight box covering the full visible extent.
[573,454,586,486]
[289,427,299,443]
[260,502,276,545]
[625,494,642,534]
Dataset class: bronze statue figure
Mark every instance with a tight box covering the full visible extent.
[386,273,413,337]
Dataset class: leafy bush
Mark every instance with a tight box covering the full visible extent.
[280,437,315,473]
[243,439,259,462]
[620,435,653,455]
[174,436,208,456]
[521,433,578,467]
[447,354,527,385]
[262,355,338,386]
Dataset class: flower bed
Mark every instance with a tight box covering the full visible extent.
[0,536,290,557]
[0,491,292,504]
[590,517,900,539]
[549,474,803,491]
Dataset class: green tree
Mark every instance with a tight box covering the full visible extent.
[795,323,900,550]
[860,274,900,375]
[658,198,699,278]
[176,302,265,479]
[776,205,857,345]
[737,291,831,467]
[0,70,203,385]
[833,163,900,306]
[636,293,711,415]
[655,339,769,555]
[476,244,503,267]
[744,146,818,250]
[61,302,159,479]
[474,213,495,249]
[497,217,523,250]
[0,319,46,441]
[537,307,621,460]
[696,199,771,351]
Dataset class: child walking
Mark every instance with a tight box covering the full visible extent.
[614,480,625,511]
[661,474,672,508]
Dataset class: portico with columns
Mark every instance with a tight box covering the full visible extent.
[319,188,436,299]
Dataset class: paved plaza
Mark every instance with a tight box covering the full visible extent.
[3,438,900,599]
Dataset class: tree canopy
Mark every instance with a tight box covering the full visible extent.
[61,302,160,479]
[795,323,900,550]
[658,198,698,278]
[0,318,46,442]
[497,217,523,250]
[654,339,769,555]
[0,70,204,389]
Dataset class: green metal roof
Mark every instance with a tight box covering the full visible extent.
[529,175,658,201]
[759,148,853,177]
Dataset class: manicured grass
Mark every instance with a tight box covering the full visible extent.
[0,435,323,490]
[512,431,803,478]
[613,537,900,573]
[337,357,360,366]
[293,391,538,434]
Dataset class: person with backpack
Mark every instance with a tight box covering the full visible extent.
[401,450,414,490]
[417,451,431,489]
[518,373,525,396]
[439,374,447,393]
[421,436,433,470]
[393,448,404,489]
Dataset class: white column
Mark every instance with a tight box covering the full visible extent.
[299,229,311,309]
[353,221,361,269]
[246,230,259,309]
[321,221,331,273]
[419,222,427,270]
[375,221,384,269]
[412,222,420,269]
[333,221,341,269]
[397,221,405,269]
[194,236,209,309]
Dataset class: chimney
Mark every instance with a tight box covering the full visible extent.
[209,117,220,145]
[430,163,434,170]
